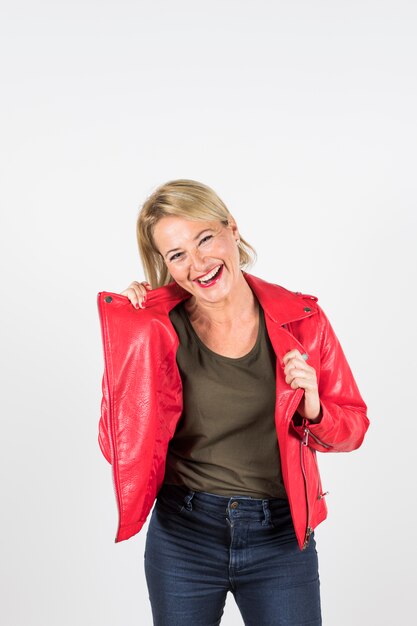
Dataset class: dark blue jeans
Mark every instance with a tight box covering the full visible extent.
[144,483,322,626]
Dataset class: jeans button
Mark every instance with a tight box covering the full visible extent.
[230,501,239,509]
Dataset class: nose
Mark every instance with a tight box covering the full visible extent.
[189,248,208,272]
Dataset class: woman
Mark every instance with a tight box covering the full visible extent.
[97,179,369,626]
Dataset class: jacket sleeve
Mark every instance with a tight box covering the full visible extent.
[294,303,370,453]
[98,372,112,464]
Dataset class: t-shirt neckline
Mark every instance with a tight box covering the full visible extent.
[179,302,265,363]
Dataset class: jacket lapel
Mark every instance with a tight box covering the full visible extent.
[243,272,318,361]
[243,273,319,423]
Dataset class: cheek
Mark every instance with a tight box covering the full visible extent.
[169,262,195,285]
[214,236,238,259]
[168,265,185,282]
[223,241,240,265]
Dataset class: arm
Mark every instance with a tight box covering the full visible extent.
[293,304,369,453]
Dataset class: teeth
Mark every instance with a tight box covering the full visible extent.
[197,265,221,283]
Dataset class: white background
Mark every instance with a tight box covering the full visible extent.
[1,1,416,624]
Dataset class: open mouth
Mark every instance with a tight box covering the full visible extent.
[194,264,224,287]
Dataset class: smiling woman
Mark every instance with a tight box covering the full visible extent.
[98,178,369,626]
[136,179,256,288]
[153,215,245,307]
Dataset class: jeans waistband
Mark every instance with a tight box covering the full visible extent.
[158,483,290,526]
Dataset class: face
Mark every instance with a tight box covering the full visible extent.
[153,215,242,304]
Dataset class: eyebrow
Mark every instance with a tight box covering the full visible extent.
[164,229,213,258]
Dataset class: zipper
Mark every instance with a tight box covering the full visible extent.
[308,429,332,449]
[303,424,329,494]
[302,422,332,449]
[311,446,329,500]
[300,438,313,550]
[303,526,313,550]
[301,428,329,548]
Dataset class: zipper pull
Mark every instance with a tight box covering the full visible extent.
[318,491,329,500]
[302,427,309,446]
[302,526,313,550]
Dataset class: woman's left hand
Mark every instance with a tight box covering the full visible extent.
[283,349,322,423]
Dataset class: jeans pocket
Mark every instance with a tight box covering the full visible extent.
[269,501,297,535]
[156,485,188,514]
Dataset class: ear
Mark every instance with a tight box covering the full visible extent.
[226,214,240,240]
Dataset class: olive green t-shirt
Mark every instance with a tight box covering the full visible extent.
[163,301,287,499]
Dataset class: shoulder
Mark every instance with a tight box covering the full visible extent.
[243,272,321,323]
[105,282,187,312]
[243,272,318,300]
[292,289,319,305]
[97,282,188,338]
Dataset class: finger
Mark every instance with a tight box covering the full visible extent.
[291,379,318,393]
[134,281,152,303]
[289,376,316,391]
[137,284,150,294]
[285,369,310,386]
[134,280,151,289]
[120,287,137,302]
[283,349,308,366]
[136,284,152,309]
[283,349,302,363]
[285,360,315,379]
[286,373,318,394]
[120,285,142,308]
[284,354,308,368]
[284,357,311,377]
[283,349,309,363]
[120,281,150,308]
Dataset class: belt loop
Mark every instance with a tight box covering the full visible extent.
[183,489,195,511]
[262,499,271,526]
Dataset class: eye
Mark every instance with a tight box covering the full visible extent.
[169,252,182,262]
[199,235,213,245]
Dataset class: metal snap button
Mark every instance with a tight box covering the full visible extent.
[230,501,239,509]
[104,296,113,303]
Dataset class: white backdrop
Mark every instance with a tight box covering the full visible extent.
[1,1,416,624]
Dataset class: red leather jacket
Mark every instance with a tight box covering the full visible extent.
[97,272,369,551]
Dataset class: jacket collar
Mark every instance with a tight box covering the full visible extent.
[143,271,318,327]
[242,272,318,326]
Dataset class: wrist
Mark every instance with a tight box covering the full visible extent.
[307,406,323,424]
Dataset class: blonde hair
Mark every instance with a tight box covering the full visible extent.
[136,179,257,287]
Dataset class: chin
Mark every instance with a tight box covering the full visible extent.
[193,280,233,303]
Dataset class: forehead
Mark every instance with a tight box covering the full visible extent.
[153,216,222,248]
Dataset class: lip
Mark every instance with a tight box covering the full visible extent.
[192,264,224,288]
[193,264,222,281]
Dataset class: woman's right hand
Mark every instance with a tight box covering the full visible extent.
[120,281,153,309]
